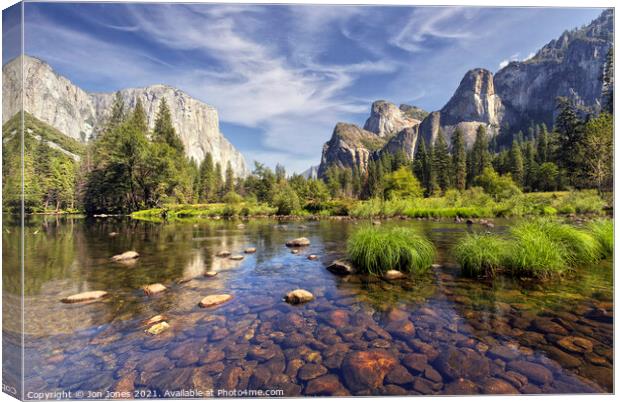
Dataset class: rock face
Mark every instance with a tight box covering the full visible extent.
[494,9,613,132]
[363,100,420,138]
[301,166,319,180]
[2,55,247,176]
[319,101,424,177]
[419,68,503,149]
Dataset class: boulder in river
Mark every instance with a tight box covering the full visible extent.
[244,247,257,254]
[285,237,310,247]
[61,291,108,303]
[229,255,244,261]
[143,283,167,295]
[327,260,355,275]
[204,271,218,277]
[284,289,314,304]
[146,321,170,335]
[111,251,139,261]
[199,294,233,308]
[382,270,407,280]
[308,255,319,261]
[216,250,231,257]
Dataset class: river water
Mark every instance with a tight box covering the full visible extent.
[2,216,613,396]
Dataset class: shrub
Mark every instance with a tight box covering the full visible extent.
[347,226,435,275]
[453,234,509,277]
[587,219,613,257]
[383,167,423,199]
[222,191,243,204]
[271,185,301,215]
[556,190,605,214]
[475,167,522,201]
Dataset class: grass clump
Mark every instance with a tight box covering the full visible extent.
[347,226,435,275]
[453,234,509,277]
[587,219,613,257]
[534,220,601,265]
[504,221,570,278]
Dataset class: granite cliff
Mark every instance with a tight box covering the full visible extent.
[2,55,247,176]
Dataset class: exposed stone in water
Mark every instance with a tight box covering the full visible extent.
[111,251,139,261]
[61,291,108,303]
[308,255,319,261]
[326,260,355,275]
[145,321,170,335]
[284,289,314,305]
[341,350,397,392]
[285,237,311,247]
[204,271,218,277]
[244,247,257,254]
[229,255,244,261]
[291,250,299,255]
[199,294,233,308]
[143,283,167,295]
[216,250,231,257]
[382,270,407,280]
[144,315,166,326]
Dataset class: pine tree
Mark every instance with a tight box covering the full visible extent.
[509,141,524,187]
[427,144,438,195]
[199,153,216,202]
[536,123,549,164]
[109,91,125,129]
[225,161,235,193]
[451,128,467,190]
[433,133,451,192]
[214,162,223,200]
[523,142,538,191]
[413,138,429,190]
[130,98,148,133]
[153,98,184,153]
[555,97,585,187]
[468,125,491,184]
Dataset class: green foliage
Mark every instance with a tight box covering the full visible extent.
[509,141,524,186]
[587,219,613,257]
[347,226,435,275]
[474,167,522,201]
[454,234,509,277]
[555,190,605,214]
[451,128,467,190]
[383,166,423,199]
[582,112,613,192]
[433,133,451,192]
[222,191,243,204]
[271,184,301,215]
[153,98,184,153]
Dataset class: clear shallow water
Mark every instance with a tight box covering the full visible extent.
[3,216,613,397]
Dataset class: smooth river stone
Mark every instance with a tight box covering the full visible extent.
[435,347,490,381]
[341,350,398,392]
[111,251,139,261]
[284,289,314,304]
[143,283,167,295]
[305,374,348,396]
[145,321,170,335]
[199,294,233,308]
[216,250,231,257]
[229,255,244,261]
[285,237,311,247]
[506,361,553,385]
[61,291,108,303]
[244,247,257,254]
[383,270,407,280]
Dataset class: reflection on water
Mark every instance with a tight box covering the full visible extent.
[3,216,613,396]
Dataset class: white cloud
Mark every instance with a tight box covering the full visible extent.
[498,52,520,69]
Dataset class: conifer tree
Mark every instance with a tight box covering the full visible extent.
[509,141,524,187]
[109,91,125,129]
[451,128,467,190]
[433,133,451,192]
[130,98,148,133]
[468,125,491,184]
[225,161,235,193]
[153,98,184,153]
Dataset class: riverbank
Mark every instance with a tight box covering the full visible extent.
[130,190,609,222]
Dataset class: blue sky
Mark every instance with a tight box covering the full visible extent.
[11,3,605,173]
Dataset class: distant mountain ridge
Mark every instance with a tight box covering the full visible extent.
[2,55,247,176]
[318,8,613,177]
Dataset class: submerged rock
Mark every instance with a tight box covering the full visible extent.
[146,321,170,335]
[305,374,348,396]
[285,237,311,247]
[61,291,108,303]
[284,289,314,305]
[327,260,355,275]
[341,350,397,392]
[556,336,594,353]
[481,378,519,394]
[436,347,490,381]
[143,283,167,295]
[111,251,139,261]
[199,294,233,308]
[506,361,553,385]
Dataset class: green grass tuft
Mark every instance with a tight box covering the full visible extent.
[347,226,435,275]
[587,219,613,257]
[453,233,509,277]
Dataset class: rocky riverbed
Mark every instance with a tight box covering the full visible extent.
[5,217,613,396]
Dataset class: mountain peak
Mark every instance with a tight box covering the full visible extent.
[363,99,420,137]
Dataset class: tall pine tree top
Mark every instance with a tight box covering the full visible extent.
[153,98,184,153]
